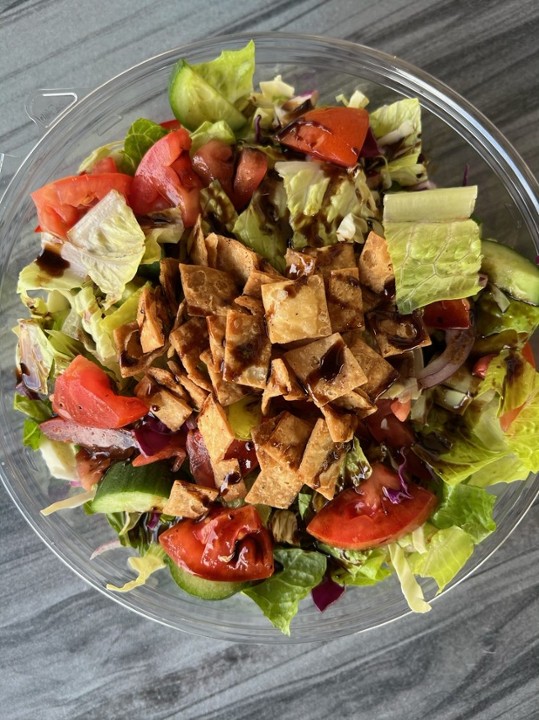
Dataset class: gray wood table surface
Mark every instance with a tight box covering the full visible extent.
[1,1,538,718]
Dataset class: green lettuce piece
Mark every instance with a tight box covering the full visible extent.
[408,526,474,592]
[467,453,530,487]
[233,178,289,272]
[476,290,539,338]
[505,391,539,472]
[189,120,236,154]
[15,319,55,394]
[243,548,327,635]
[275,161,378,248]
[200,180,238,233]
[385,154,428,187]
[118,118,168,175]
[343,437,372,484]
[431,484,496,543]
[17,259,84,294]
[78,141,124,173]
[23,419,44,451]
[386,218,482,308]
[194,40,255,109]
[64,190,146,308]
[13,394,52,422]
[321,544,391,587]
[388,542,431,613]
[479,348,537,415]
[252,75,295,131]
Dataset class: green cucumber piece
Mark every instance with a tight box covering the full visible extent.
[481,239,539,305]
[167,559,248,600]
[90,461,173,514]
[168,60,246,132]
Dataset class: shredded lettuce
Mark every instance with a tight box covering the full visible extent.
[63,190,146,308]
[321,544,391,587]
[243,548,327,635]
[41,485,95,516]
[106,544,166,593]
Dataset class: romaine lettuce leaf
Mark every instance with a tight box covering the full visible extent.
[194,40,255,109]
[467,453,530,487]
[15,319,56,394]
[118,118,168,175]
[17,259,84,294]
[321,544,391,586]
[13,394,52,422]
[384,188,482,313]
[275,161,378,248]
[243,548,327,635]
[38,438,79,484]
[343,437,372,484]
[476,290,539,338]
[408,526,474,592]
[431,484,496,543]
[189,120,236,154]
[479,348,537,415]
[63,190,146,308]
[22,419,44,450]
[388,542,431,612]
[505,390,539,472]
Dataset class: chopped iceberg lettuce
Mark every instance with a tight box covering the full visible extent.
[384,187,482,313]
[388,542,431,612]
[189,120,236,154]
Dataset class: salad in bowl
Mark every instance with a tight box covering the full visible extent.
[10,39,539,636]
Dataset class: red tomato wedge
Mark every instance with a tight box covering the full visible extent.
[278,106,370,167]
[129,128,202,226]
[390,398,412,422]
[233,147,268,209]
[31,172,133,238]
[307,463,437,550]
[422,299,471,329]
[159,119,183,131]
[88,157,118,174]
[192,139,235,197]
[365,400,415,448]
[159,505,274,582]
[52,355,148,429]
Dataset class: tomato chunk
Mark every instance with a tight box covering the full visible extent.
[31,172,133,238]
[192,139,235,197]
[278,106,369,167]
[233,147,268,209]
[422,299,471,329]
[307,463,437,550]
[365,400,415,448]
[129,129,202,226]
[159,505,274,582]
[52,355,148,429]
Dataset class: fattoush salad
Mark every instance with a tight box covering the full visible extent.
[14,42,539,634]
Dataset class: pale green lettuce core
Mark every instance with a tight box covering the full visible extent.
[383,186,482,314]
[63,190,146,308]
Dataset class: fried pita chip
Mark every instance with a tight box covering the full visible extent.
[358,231,394,294]
[114,322,166,378]
[284,248,317,279]
[200,349,249,406]
[206,314,227,367]
[145,387,192,432]
[262,275,331,344]
[343,330,399,399]
[320,404,358,443]
[169,317,209,377]
[197,395,237,464]
[179,264,237,316]
[161,480,218,518]
[252,411,312,470]
[261,358,305,414]
[284,333,367,407]
[159,258,182,310]
[233,295,265,316]
[146,366,190,402]
[167,360,209,410]
[244,466,304,509]
[244,269,284,299]
[367,310,431,358]
[326,267,364,333]
[298,418,345,499]
[207,232,261,286]
[223,309,271,389]
[304,243,356,278]
[186,217,208,266]
[137,286,166,354]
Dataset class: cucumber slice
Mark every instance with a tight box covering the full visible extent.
[168,61,246,132]
[167,560,248,600]
[481,239,539,305]
[90,461,173,514]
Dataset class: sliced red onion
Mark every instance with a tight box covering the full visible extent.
[359,128,384,158]
[311,576,345,612]
[254,113,262,144]
[133,419,175,457]
[416,327,475,389]
[90,539,122,560]
[383,453,412,504]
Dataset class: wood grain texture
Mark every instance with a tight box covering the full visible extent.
[1,1,538,718]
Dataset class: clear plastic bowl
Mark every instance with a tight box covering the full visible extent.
[0,32,538,643]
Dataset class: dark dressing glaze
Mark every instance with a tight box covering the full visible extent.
[35,248,70,277]
[305,339,346,395]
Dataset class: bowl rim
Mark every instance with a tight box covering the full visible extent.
[1,30,538,643]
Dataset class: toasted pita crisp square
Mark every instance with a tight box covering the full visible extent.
[206,315,227,367]
[114,322,166,378]
[253,412,312,470]
[326,267,364,333]
[146,367,189,402]
[137,286,166,354]
[159,258,182,310]
[262,275,331,344]
[244,269,284,299]
[233,295,265,316]
[223,309,271,389]
[320,405,358,443]
[298,419,345,499]
[244,466,304,509]
[333,387,377,417]
[360,285,382,314]
[261,358,306,414]
[284,333,367,406]
[284,249,317,279]
[146,387,192,431]
[304,243,356,278]
[200,349,249,406]
[207,233,261,286]
[161,480,218,518]
[367,311,431,358]
[343,330,399,399]
[215,460,248,502]
[179,264,237,316]
[204,233,219,268]
[169,317,209,377]
[358,231,394,294]
[197,395,236,464]
[167,360,209,410]
[187,217,208,266]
